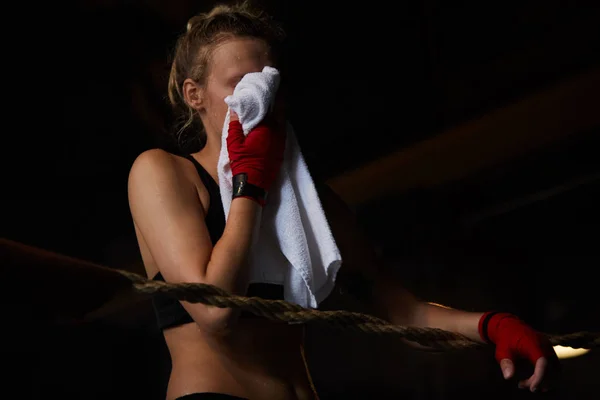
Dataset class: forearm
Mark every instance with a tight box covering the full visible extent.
[205,197,262,293]
[411,302,485,342]
[187,197,261,334]
[372,267,484,343]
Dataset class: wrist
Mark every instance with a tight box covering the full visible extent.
[478,311,518,344]
[232,173,268,206]
[230,195,263,212]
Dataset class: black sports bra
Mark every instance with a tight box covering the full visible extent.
[151,155,283,331]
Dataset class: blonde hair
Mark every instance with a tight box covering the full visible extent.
[167,1,285,151]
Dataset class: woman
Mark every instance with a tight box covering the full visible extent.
[128,2,558,399]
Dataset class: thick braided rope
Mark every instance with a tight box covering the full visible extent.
[117,270,599,351]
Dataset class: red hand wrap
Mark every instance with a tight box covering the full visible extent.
[227,119,285,192]
[479,311,549,364]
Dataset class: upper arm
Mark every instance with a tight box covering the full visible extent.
[127,149,213,284]
[317,183,380,275]
[318,183,423,320]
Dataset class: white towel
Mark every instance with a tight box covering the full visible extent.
[217,66,342,309]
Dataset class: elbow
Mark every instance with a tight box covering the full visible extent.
[374,276,424,326]
[195,306,240,336]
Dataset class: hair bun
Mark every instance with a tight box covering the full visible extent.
[186,15,202,32]
[187,4,241,32]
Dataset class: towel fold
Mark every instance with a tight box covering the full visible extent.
[217,66,342,308]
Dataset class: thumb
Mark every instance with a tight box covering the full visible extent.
[496,345,516,379]
[499,358,515,380]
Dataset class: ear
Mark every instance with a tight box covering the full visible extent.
[182,78,204,110]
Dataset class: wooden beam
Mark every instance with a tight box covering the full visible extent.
[1,238,133,322]
[326,68,600,206]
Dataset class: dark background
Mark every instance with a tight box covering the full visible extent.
[2,0,599,399]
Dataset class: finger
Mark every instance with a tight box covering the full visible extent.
[518,357,547,392]
[227,118,245,146]
[499,358,515,380]
[230,109,239,122]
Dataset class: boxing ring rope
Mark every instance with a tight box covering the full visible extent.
[116,268,599,351]
[2,238,598,351]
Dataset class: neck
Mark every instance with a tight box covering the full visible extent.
[194,130,222,183]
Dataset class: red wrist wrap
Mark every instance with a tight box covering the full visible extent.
[227,119,283,192]
[478,311,548,364]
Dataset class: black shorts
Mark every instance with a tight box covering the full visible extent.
[176,394,247,400]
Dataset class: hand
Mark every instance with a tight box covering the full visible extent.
[227,110,286,192]
[479,312,560,393]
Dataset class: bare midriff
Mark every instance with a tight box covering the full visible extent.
[163,318,317,400]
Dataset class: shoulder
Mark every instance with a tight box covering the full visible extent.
[128,149,200,203]
[129,148,178,181]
